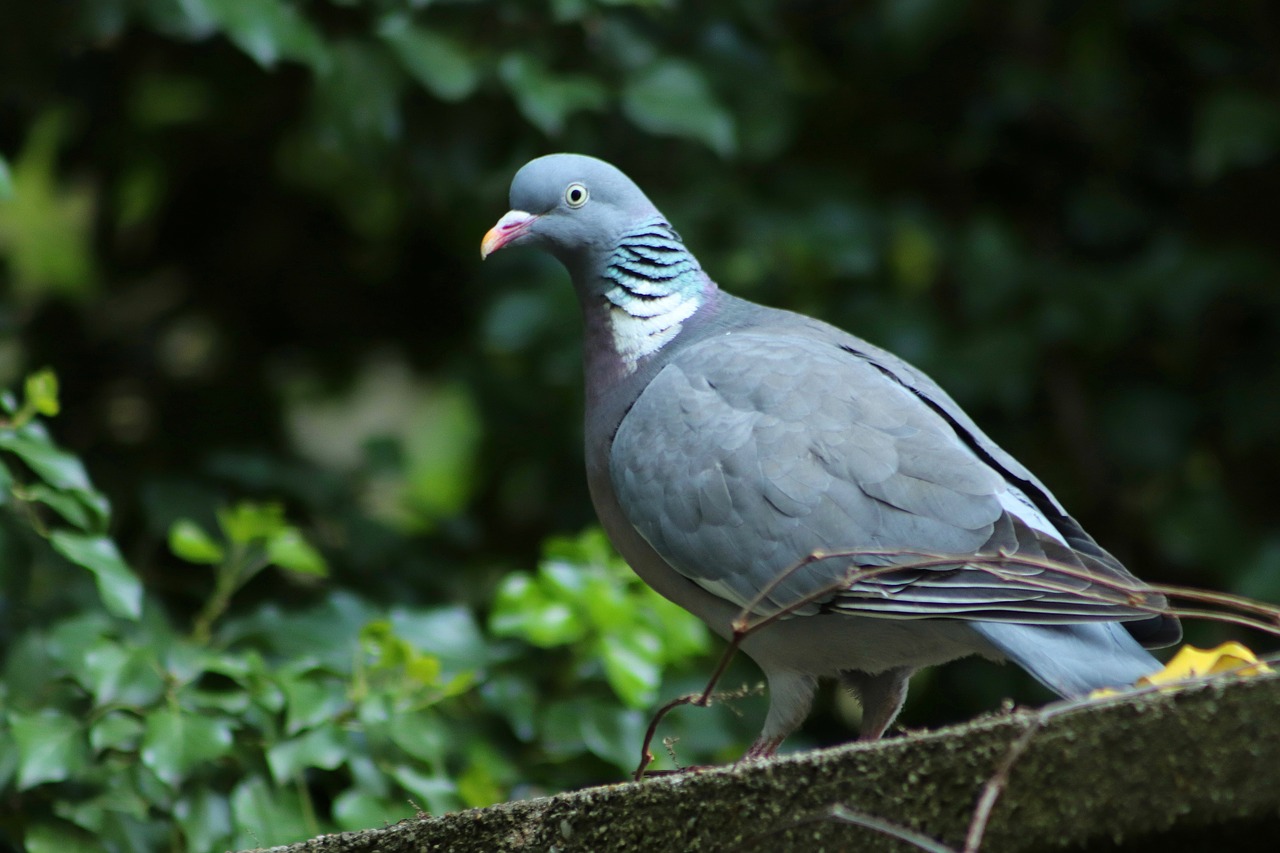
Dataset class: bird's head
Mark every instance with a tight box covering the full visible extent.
[481,153,663,265]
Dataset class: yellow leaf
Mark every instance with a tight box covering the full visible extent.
[1139,641,1273,687]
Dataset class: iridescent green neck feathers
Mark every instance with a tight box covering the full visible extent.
[601,218,707,371]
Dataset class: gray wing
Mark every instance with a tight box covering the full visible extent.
[610,327,1165,625]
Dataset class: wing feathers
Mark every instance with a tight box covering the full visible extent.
[610,326,1172,632]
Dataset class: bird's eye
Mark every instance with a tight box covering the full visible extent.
[565,183,589,208]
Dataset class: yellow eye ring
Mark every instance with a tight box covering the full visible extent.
[565,183,589,208]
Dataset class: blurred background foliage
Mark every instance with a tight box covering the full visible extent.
[1,0,1279,849]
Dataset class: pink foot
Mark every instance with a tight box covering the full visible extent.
[743,736,783,760]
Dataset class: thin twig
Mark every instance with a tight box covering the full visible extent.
[634,692,703,781]
[964,720,1043,852]
[827,806,956,853]
[633,683,763,781]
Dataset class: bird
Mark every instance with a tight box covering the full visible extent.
[481,153,1181,758]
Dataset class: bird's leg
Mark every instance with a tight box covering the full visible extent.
[744,734,785,760]
[841,667,913,740]
[740,670,817,761]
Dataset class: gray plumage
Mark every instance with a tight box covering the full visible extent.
[482,153,1180,757]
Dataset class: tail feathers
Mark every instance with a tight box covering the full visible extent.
[972,620,1163,697]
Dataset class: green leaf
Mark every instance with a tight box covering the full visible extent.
[230,775,313,849]
[400,383,482,530]
[1194,89,1280,181]
[0,726,14,789]
[334,789,403,831]
[24,368,60,416]
[378,15,479,102]
[457,741,514,808]
[140,708,235,788]
[53,770,153,835]
[649,594,709,662]
[388,714,446,767]
[388,765,459,816]
[0,153,12,200]
[389,604,490,674]
[82,643,165,707]
[168,518,226,564]
[49,530,143,619]
[577,700,647,771]
[19,483,104,531]
[217,501,286,544]
[90,712,145,753]
[22,821,101,853]
[480,674,538,742]
[498,54,607,136]
[281,669,350,735]
[0,110,98,300]
[311,40,404,150]
[540,698,645,770]
[622,58,736,155]
[889,217,941,294]
[205,0,330,70]
[0,422,93,491]
[10,709,90,789]
[175,788,232,853]
[598,627,663,708]
[489,573,585,646]
[267,527,328,575]
[266,726,346,784]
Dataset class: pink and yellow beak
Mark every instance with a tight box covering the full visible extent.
[481,210,538,259]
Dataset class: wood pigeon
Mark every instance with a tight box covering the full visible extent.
[482,153,1181,758]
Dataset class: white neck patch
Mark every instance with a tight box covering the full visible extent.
[607,289,701,372]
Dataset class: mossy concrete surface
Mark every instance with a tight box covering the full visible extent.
[243,671,1280,853]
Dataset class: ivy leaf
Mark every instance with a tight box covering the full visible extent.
[204,0,329,70]
[49,531,143,620]
[174,788,232,853]
[217,501,286,544]
[24,368,59,416]
[598,627,663,708]
[141,709,235,788]
[22,821,97,853]
[333,789,401,832]
[577,700,647,771]
[266,528,328,576]
[90,712,146,754]
[388,765,460,816]
[0,153,12,200]
[0,422,93,492]
[378,15,479,102]
[230,775,312,848]
[0,110,97,300]
[622,58,736,155]
[388,715,446,767]
[389,604,490,674]
[266,726,346,784]
[489,573,584,646]
[311,41,404,150]
[281,669,350,735]
[540,698,644,771]
[10,709,90,789]
[1193,89,1280,181]
[169,518,226,565]
[498,54,607,136]
[20,483,104,531]
[82,644,165,707]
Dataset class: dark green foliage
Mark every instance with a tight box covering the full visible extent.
[1,0,1278,849]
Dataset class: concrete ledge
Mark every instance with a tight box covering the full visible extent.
[245,670,1280,852]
